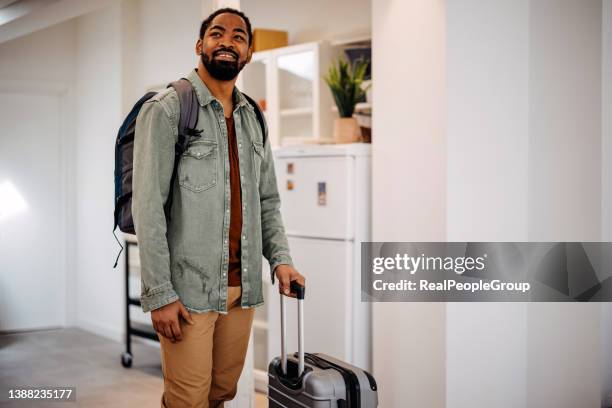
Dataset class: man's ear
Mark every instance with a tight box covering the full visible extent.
[195,38,203,55]
[246,46,253,63]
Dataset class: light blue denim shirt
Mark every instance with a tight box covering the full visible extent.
[132,69,293,314]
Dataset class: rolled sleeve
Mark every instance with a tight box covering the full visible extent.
[140,282,179,312]
[269,253,294,285]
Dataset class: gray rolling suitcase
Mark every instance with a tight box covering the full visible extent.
[268,282,378,407]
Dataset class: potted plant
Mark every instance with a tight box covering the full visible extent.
[324,57,370,143]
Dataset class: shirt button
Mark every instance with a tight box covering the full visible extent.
[243,267,247,272]
[239,143,242,148]
[224,239,228,243]
[242,235,246,240]
[226,209,230,212]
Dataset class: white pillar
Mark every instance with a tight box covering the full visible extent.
[445,1,530,406]
[527,1,603,407]
[372,0,447,406]
[602,1,612,406]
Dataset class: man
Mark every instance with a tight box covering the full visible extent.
[132,7,305,408]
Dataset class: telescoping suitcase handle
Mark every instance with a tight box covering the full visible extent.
[280,281,306,377]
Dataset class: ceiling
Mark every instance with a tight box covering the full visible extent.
[0,0,114,45]
[0,0,58,26]
[0,0,20,9]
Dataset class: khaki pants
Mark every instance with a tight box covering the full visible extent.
[158,286,255,408]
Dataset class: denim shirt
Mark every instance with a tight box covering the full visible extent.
[132,69,294,314]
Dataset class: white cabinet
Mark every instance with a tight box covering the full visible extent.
[274,156,355,239]
[268,237,353,363]
[273,144,372,373]
[238,41,336,146]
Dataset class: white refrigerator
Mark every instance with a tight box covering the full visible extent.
[266,143,372,372]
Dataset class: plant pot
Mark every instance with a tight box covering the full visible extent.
[333,117,362,144]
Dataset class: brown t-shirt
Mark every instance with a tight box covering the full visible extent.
[226,115,242,287]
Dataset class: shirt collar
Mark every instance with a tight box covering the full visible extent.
[186,68,252,111]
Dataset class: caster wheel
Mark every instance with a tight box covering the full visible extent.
[121,352,133,368]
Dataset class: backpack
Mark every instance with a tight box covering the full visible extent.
[112,78,267,267]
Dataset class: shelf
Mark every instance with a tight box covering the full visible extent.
[280,137,322,146]
[330,32,372,47]
[254,369,269,392]
[279,136,336,145]
[130,321,158,341]
[128,297,141,307]
[280,107,312,117]
[331,102,371,114]
[240,42,334,146]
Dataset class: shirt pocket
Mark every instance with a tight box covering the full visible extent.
[251,141,265,184]
[178,140,218,193]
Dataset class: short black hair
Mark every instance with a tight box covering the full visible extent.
[199,7,253,47]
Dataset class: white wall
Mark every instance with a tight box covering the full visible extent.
[121,0,209,112]
[0,19,77,328]
[0,0,116,45]
[372,0,446,407]
[0,1,127,340]
[604,303,612,406]
[526,1,603,406]
[73,3,124,340]
[528,0,602,242]
[445,2,529,405]
[242,0,370,44]
[527,304,601,408]
[128,0,206,96]
[374,0,609,406]
[446,0,529,242]
[604,2,612,243]
[602,1,612,403]
[0,19,76,82]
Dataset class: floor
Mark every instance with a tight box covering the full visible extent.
[0,328,268,408]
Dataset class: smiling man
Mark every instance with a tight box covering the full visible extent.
[132,7,305,408]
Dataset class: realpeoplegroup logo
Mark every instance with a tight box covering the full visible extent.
[371,278,531,293]
[370,253,531,294]
[361,242,612,302]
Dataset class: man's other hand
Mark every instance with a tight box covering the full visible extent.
[274,264,306,298]
[151,300,195,343]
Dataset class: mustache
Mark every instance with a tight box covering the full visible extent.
[213,48,238,59]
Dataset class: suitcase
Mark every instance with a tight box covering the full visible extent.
[267,282,378,407]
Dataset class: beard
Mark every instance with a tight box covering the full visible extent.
[202,50,247,81]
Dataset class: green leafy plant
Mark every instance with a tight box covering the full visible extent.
[324,57,371,118]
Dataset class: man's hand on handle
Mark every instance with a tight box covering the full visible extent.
[274,264,306,298]
[151,300,195,343]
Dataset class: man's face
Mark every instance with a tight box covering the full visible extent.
[198,13,252,81]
